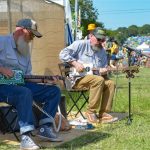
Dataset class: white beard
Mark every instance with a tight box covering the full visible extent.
[16,36,31,56]
[91,45,100,51]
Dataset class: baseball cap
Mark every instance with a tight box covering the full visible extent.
[93,27,106,39]
[16,18,42,38]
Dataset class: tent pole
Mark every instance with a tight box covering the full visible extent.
[74,0,78,40]
[7,0,12,33]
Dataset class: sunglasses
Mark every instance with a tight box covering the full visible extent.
[26,29,35,38]
[96,38,106,42]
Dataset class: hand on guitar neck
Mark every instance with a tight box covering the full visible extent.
[99,68,108,75]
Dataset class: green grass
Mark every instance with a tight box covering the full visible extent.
[54,67,150,150]
[1,67,150,150]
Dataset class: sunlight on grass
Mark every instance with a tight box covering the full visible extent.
[1,68,150,150]
[57,67,150,150]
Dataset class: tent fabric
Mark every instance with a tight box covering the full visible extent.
[64,0,72,28]
[47,0,74,45]
[136,42,150,50]
[65,0,74,44]
[45,0,64,6]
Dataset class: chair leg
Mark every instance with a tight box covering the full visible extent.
[67,92,84,117]
[6,114,20,141]
[0,107,20,141]
[75,92,89,118]
[67,91,88,119]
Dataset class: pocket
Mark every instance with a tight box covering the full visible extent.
[6,52,18,65]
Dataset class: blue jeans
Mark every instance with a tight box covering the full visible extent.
[0,82,61,134]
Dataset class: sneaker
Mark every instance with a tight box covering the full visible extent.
[85,112,98,123]
[20,135,39,150]
[37,125,62,142]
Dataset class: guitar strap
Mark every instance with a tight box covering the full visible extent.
[33,101,62,133]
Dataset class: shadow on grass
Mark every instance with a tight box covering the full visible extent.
[0,141,18,150]
[54,131,111,149]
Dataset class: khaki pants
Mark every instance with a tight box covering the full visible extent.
[73,75,115,114]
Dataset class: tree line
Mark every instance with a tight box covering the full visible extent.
[108,24,150,45]
[69,0,150,44]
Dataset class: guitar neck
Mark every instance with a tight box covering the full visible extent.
[93,66,139,71]
[24,75,63,80]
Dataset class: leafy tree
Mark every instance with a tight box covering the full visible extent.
[69,0,104,37]
[69,0,150,43]
[128,25,138,37]
[115,27,129,44]
[138,24,150,35]
[105,27,129,45]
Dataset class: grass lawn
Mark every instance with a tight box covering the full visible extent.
[0,67,150,150]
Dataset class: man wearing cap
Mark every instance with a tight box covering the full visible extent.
[84,23,96,40]
[0,18,62,150]
[59,27,117,124]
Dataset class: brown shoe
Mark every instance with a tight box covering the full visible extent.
[99,112,113,120]
[99,112,118,123]
[85,112,98,123]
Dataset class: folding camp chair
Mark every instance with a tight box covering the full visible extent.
[58,63,89,118]
[0,102,19,141]
[0,101,51,141]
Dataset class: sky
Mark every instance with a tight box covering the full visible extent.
[93,0,150,30]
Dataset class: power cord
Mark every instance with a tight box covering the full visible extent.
[33,101,62,132]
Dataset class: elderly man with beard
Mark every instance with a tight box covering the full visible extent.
[0,18,62,150]
[59,27,117,124]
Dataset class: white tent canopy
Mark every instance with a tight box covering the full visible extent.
[136,42,150,50]
[44,0,64,6]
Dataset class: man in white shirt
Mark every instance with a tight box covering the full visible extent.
[60,27,118,124]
